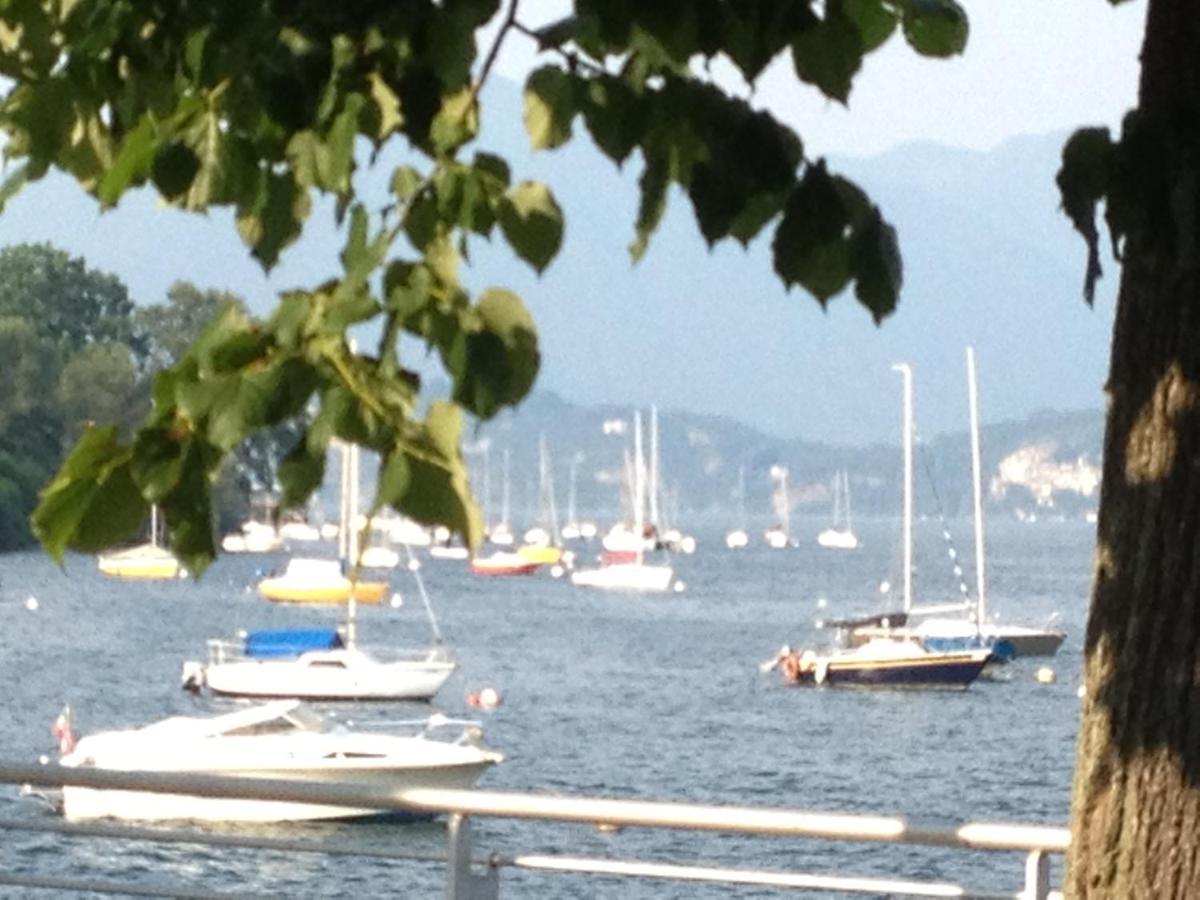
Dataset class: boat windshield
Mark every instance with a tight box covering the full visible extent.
[221,704,327,737]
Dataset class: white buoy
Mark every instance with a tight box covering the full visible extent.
[550,565,564,578]
[478,687,501,710]
[407,558,421,572]
[389,592,403,608]
[816,596,828,610]
[25,596,38,611]
[1077,685,1086,699]
[1036,667,1056,684]
[673,580,686,593]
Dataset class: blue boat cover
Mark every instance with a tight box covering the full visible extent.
[244,628,343,658]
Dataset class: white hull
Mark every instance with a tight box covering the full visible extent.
[62,760,492,823]
[817,527,860,550]
[200,652,456,701]
[725,530,749,549]
[571,562,675,592]
[60,702,500,823]
[764,528,789,549]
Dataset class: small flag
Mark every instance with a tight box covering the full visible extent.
[51,705,75,755]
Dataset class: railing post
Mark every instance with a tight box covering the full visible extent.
[1023,849,1050,900]
[447,813,498,900]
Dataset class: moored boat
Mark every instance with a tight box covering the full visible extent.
[56,701,501,823]
[258,557,388,605]
[773,639,991,689]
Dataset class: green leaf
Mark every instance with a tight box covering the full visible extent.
[278,437,327,509]
[497,181,564,274]
[900,0,968,57]
[131,427,188,503]
[630,159,669,261]
[454,288,540,419]
[152,139,201,199]
[0,161,28,213]
[772,163,853,300]
[850,208,903,321]
[391,165,424,201]
[1057,126,1115,304]
[524,66,578,151]
[31,425,143,560]
[369,72,404,140]
[844,0,898,52]
[430,87,479,155]
[96,117,156,206]
[581,76,648,166]
[722,1,817,83]
[376,450,412,509]
[791,11,865,105]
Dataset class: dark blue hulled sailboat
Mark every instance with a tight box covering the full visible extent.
[773,638,992,690]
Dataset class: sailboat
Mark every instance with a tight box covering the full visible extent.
[845,353,1065,658]
[766,362,991,690]
[97,505,183,580]
[185,442,456,701]
[487,448,515,547]
[816,470,860,550]
[561,453,597,541]
[517,434,565,565]
[258,441,389,604]
[764,465,791,549]
[725,465,750,549]
[572,410,677,592]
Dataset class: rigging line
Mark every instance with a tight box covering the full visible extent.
[916,438,972,601]
[401,541,445,645]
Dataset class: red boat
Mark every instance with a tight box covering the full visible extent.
[470,552,540,576]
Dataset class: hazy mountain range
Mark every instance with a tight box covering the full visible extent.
[0,76,1117,448]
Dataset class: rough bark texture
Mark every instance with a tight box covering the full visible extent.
[1066,0,1200,896]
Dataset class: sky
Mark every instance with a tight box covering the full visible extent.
[490,0,1147,158]
[0,2,1150,444]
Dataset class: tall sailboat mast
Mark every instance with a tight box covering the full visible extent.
[633,410,645,562]
[892,362,914,614]
[967,346,988,629]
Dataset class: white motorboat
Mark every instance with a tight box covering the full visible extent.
[182,628,456,701]
[57,701,502,823]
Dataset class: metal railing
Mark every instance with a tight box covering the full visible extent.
[0,761,1068,898]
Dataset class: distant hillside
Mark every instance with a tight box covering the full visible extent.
[384,388,1104,528]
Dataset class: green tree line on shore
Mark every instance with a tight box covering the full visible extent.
[0,242,287,550]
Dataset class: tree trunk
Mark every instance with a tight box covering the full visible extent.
[1066,1,1200,895]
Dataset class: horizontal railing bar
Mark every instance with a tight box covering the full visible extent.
[0,815,449,864]
[501,854,1015,898]
[0,872,273,899]
[1,761,1069,853]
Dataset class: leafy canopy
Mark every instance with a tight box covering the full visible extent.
[0,0,968,574]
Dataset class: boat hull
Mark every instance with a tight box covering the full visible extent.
[570,563,675,593]
[61,761,494,823]
[202,658,455,702]
[258,579,388,604]
[781,648,990,690]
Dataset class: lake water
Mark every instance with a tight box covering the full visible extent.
[0,514,1094,897]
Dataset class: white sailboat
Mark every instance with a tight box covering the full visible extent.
[572,410,677,592]
[517,433,565,565]
[817,469,860,550]
[725,465,750,549]
[487,448,515,546]
[764,465,791,549]
[185,441,456,700]
[560,453,596,540]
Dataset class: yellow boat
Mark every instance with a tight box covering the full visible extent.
[258,558,388,605]
[516,544,562,565]
[97,543,183,580]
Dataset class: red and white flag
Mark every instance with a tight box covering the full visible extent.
[51,705,75,755]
